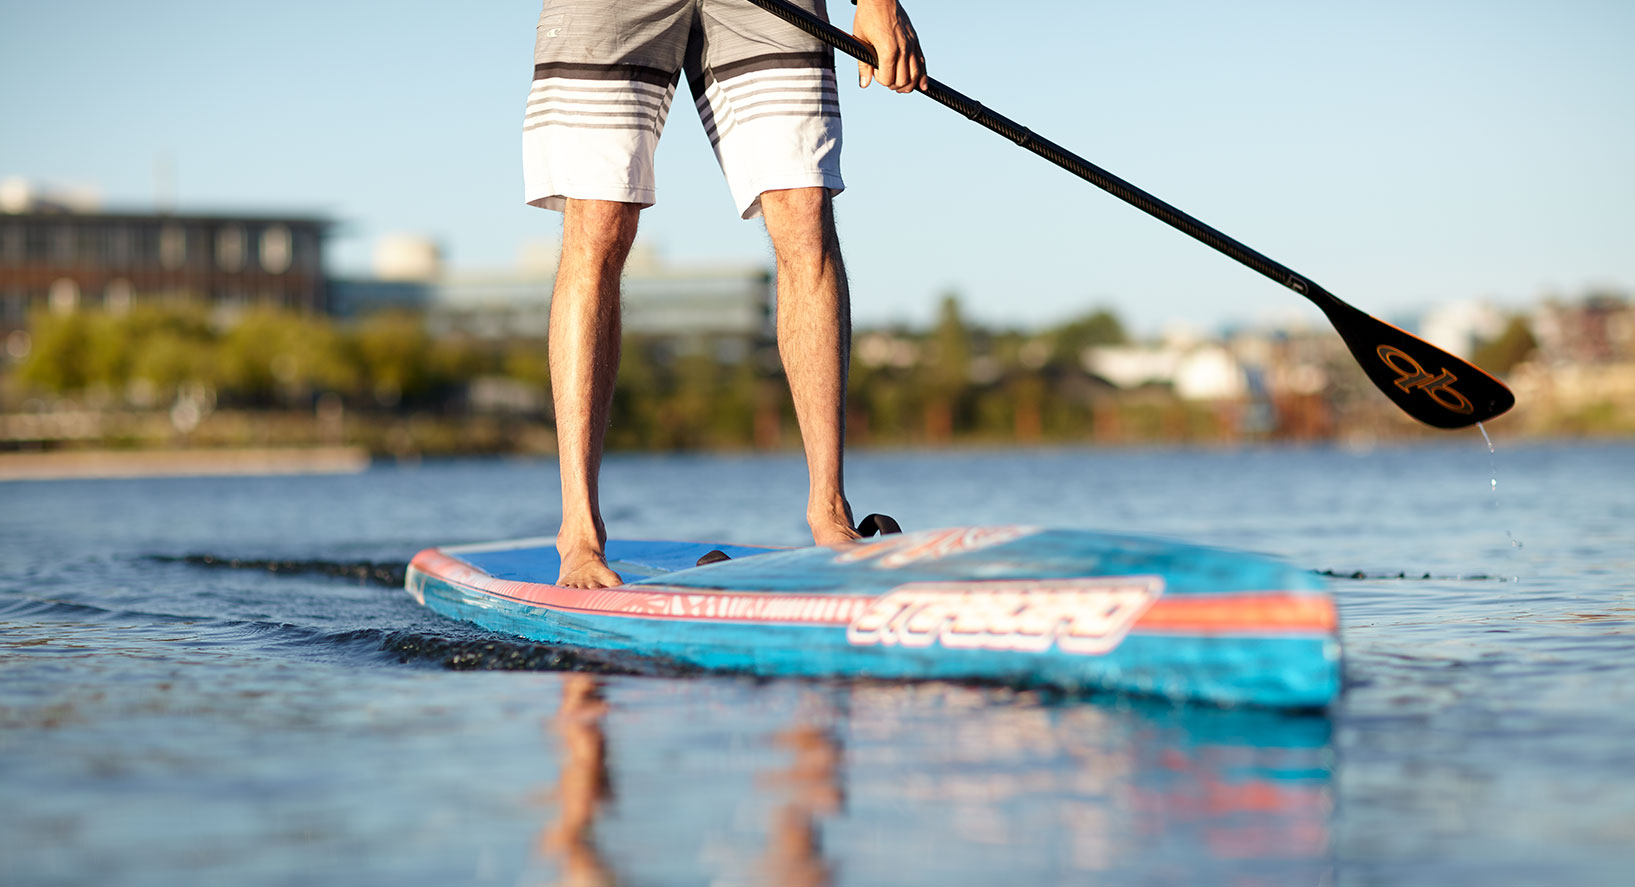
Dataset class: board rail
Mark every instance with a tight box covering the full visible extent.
[405,528,1341,708]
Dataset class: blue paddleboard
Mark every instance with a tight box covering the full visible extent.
[406,527,1341,708]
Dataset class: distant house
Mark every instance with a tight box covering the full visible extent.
[0,206,328,336]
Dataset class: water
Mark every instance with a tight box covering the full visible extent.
[3,441,1633,885]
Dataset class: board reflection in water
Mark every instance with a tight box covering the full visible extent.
[523,677,1332,885]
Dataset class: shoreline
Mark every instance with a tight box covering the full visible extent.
[0,446,372,481]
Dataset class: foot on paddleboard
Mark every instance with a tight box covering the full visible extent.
[696,549,732,566]
[556,548,622,589]
[856,514,902,537]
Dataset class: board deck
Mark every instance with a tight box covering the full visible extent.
[406,527,1341,708]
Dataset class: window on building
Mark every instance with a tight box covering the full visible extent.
[50,223,76,263]
[1,289,23,326]
[135,224,161,268]
[0,222,20,264]
[25,222,50,261]
[159,224,187,269]
[260,224,293,274]
[49,278,80,314]
[217,224,247,272]
[79,223,106,264]
[108,226,135,268]
[292,228,318,273]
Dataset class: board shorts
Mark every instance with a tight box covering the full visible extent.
[523,0,843,220]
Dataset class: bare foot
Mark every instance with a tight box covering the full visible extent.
[557,540,622,588]
[809,502,861,547]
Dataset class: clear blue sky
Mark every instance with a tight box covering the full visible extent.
[3,0,1631,334]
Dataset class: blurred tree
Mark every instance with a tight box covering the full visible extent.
[1473,315,1539,376]
[503,342,552,393]
[1046,307,1127,366]
[923,293,971,440]
[426,332,494,394]
[351,311,438,407]
[217,307,357,405]
[608,337,662,449]
[131,329,215,401]
[15,310,94,393]
[80,312,134,391]
[127,307,218,403]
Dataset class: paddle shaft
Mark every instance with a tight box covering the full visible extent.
[747,0,1350,315]
[748,0,1520,428]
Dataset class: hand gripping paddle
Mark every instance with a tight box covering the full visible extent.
[746,0,1515,429]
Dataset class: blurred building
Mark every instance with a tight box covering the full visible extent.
[333,238,775,360]
[1507,293,1635,431]
[1529,293,1633,366]
[1419,299,1506,360]
[0,188,328,336]
[1080,338,1250,401]
[326,233,438,318]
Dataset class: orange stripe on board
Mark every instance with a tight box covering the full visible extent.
[410,549,872,625]
[1134,593,1336,634]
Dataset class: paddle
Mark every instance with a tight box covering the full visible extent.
[745,0,1515,429]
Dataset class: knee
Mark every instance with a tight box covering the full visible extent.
[563,199,641,260]
[761,188,838,268]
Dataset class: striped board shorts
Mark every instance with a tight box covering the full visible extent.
[523,0,843,220]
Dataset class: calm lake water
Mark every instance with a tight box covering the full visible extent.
[2,440,1632,885]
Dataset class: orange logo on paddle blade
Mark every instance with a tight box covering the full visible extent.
[1376,345,1474,415]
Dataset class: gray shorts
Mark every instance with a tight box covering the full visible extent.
[523,0,844,219]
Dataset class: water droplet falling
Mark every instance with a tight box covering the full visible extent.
[1477,422,1522,550]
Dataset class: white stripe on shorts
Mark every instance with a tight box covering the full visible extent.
[691,65,841,218]
[696,68,839,145]
[523,76,679,211]
[525,78,676,135]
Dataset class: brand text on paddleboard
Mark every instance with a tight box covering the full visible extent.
[846,578,1163,655]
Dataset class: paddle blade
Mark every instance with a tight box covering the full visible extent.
[1324,300,1515,429]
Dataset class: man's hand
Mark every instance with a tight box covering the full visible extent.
[852,0,927,93]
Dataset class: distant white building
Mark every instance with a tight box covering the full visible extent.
[1173,345,1248,401]
[1082,341,1248,401]
[1419,300,1506,360]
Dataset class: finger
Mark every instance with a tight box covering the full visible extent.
[857,58,871,89]
[875,47,901,90]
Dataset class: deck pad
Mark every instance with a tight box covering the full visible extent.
[406,527,1341,708]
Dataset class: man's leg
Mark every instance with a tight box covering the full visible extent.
[759,187,860,547]
[551,198,641,588]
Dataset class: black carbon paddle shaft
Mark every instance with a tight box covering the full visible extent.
[746,0,1515,428]
[747,0,1324,307]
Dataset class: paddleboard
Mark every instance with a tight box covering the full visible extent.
[405,527,1341,708]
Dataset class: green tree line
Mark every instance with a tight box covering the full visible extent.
[14,305,492,410]
[22,295,1562,452]
[6,297,1145,451]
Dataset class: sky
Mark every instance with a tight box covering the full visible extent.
[2,0,1632,336]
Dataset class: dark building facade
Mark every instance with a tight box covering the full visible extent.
[0,210,328,335]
